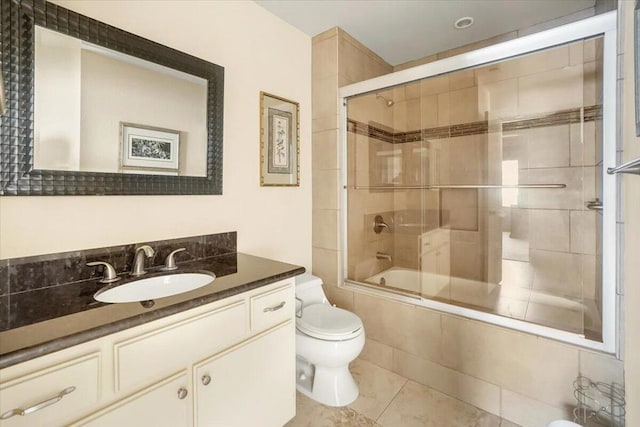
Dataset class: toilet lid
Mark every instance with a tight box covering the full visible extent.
[296,304,363,341]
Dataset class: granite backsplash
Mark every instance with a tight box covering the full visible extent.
[0,232,236,331]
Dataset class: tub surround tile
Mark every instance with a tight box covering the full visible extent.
[529,210,570,252]
[579,350,624,385]
[441,315,579,407]
[352,293,442,363]
[570,211,597,255]
[312,130,339,171]
[312,209,340,250]
[359,338,394,371]
[313,169,340,210]
[500,389,570,427]
[391,348,501,416]
[323,284,354,312]
[312,247,339,286]
[312,36,338,80]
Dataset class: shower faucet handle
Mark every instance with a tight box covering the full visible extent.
[373,215,390,234]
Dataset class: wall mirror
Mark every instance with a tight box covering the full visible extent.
[0,0,224,195]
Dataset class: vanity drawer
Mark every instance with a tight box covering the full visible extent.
[0,353,100,427]
[115,300,247,393]
[250,284,294,332]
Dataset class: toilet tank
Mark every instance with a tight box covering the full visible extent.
[295,273,327,305]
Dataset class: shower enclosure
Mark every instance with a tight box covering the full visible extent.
[340,13,617,351]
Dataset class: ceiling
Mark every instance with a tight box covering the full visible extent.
[255,0,596,66]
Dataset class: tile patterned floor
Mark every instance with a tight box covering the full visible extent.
[286,359,521,427]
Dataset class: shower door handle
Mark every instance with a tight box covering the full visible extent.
[586,199,603,211]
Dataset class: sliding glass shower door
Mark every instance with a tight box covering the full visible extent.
[345,35,607,342]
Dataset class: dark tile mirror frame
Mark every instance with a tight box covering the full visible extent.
[0,0,224,195]
[633,0,640,136]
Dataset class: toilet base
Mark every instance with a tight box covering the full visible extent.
[296,364,359,407]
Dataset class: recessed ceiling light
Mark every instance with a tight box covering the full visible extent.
[454,17,474,30]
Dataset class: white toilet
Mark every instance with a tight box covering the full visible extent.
[295,274,365,407]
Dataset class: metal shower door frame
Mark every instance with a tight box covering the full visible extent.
[339,11,618,353]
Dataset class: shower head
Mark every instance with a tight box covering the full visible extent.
[376,94,394,107]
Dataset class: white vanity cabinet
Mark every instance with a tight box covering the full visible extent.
[0,279,296,427]
[194,322,295,427]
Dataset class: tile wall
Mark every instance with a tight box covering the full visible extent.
[311,28,393,305]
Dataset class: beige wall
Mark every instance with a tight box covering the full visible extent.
[312,15,624,427]
[0,0,312,272]
[622,0,640,422]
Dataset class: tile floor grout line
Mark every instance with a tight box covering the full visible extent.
[374,377,409,424]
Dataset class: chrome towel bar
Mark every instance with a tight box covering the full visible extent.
[607,156,640,175]
[347,184,566,190]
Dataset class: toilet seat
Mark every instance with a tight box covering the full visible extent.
[296,304,363,341]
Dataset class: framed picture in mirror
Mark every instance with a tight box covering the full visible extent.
[121,123,180,174]
[260,92,300,187]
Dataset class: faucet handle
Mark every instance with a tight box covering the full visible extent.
[161,248,186,271]
[87,261,121,284]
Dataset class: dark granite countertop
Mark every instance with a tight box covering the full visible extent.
[0,253,304,369]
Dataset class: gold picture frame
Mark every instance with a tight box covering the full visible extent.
[260,91,300,186]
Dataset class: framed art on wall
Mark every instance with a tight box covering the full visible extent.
[260,92,300,186]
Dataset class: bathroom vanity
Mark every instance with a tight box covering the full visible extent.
[0,252,303,427]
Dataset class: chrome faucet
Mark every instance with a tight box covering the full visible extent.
[376,252,392,262]
[131,245,155,277]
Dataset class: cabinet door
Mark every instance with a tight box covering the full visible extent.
[69,372,189,427]
[195,322,295,427]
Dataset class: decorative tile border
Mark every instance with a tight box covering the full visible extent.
[347,105,602,143]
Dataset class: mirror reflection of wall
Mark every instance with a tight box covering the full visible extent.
[34,26,208,177]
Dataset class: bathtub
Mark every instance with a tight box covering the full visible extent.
[365,267,450,298]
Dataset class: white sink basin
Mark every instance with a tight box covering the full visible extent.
[94,272,215,303]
